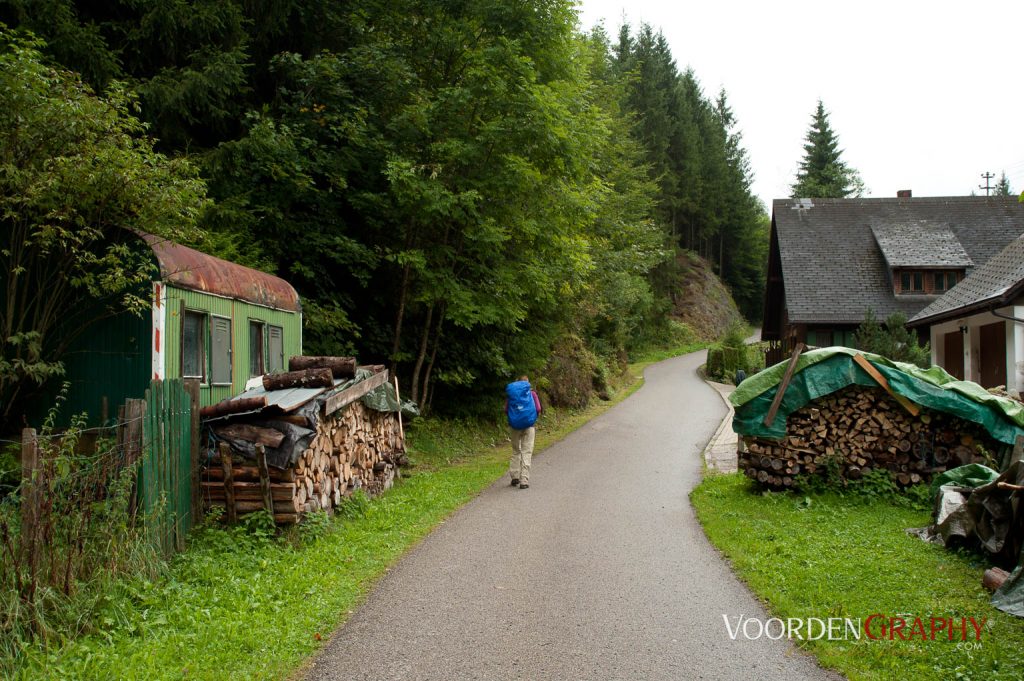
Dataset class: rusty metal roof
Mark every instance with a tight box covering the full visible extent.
[142,234,300,312]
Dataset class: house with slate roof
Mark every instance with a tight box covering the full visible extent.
[909,234,1024,393]
[762,195,1024,364]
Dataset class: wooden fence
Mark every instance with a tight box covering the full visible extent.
[118,378,200,557]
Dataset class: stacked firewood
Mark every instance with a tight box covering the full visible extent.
[202,358,406,524]
[739,385,998,489]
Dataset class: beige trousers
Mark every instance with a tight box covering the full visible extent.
[509,426,536,483]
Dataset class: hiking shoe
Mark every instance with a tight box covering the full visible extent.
[510,478,520,486]
[519,483,529,489]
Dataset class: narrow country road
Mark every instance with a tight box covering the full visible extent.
[306,350,839,680]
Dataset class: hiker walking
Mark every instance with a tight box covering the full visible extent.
[505,375,541,489]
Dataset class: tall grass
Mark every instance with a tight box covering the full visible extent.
[0,410,162,675]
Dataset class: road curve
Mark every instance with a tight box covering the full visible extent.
[306,350,840,681]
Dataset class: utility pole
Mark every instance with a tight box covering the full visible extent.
[979,171,995,196]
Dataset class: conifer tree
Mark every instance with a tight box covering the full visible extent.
[994,171,1013,197]
[790,100,864,198]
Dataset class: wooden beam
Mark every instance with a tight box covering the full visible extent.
[763,343,805,427]
[256,444,274,514]
[852,354,920,416]
[324,370,390,415]
[219,442,237,525]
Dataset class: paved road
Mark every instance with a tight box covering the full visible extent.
[306,351,840,680]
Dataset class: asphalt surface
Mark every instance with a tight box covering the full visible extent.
[306,350,841,680]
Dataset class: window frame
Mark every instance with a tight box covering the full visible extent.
[181,310,207,383]
[248,320,265,378]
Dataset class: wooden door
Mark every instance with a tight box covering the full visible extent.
[942,331,965,380]
[978,321,1007,388]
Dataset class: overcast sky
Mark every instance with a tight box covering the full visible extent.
[576,0,1024,211]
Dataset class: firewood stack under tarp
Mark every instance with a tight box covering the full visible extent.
[200,357,411,524]
[730,348,1024,492]
[739,385,1001,489]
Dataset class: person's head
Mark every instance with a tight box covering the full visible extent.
[518,374,529,383]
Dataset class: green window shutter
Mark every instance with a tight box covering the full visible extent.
[211,316,232,385]
[268,325,284,373]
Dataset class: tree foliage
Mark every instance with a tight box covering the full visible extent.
[0,29,207,423]
[791,100,865,199]
[994,171,1013,197]
[2,3,771,418]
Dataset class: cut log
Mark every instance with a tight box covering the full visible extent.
[263,368,334,391]
[201,396,267,419]
[983,567,1011,591]
[288,355,357,378]
[214,423,285,448]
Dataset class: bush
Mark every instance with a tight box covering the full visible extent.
[853,310,931,368]
[706,322,760,383]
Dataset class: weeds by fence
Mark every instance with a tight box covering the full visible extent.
[0,379,198,672]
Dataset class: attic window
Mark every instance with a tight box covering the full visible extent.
[896,269,963,294]
[898,271,923,292]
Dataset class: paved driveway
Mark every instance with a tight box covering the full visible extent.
[306,350,840,680]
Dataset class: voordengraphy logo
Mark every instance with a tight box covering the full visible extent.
[723,614,988,642]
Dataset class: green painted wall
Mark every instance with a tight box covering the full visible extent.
[163,287,302,407]
[59,308,152,427]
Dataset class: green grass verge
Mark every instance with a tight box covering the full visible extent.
[691,473,1024,681]
[6,355,675,680]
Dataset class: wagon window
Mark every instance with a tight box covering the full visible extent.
[249,321,264,378]
[267,325,284,373]
[210,316,232,385]
[182,311,205,381]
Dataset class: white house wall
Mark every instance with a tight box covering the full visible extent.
[928,304,1024,395]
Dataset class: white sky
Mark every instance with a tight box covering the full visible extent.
[576,0,1024,211]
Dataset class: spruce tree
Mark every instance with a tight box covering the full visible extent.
[994,172,1013,197]
[790,100,864,198]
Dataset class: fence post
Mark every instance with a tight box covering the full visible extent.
[20,428,39,568]
[219,442,237,524]
[256,444,273,515]
[185,379,201,526]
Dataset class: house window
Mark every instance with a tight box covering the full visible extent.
[249,321,264,378]
[267,325,284,373]
[912,272,924,292]
[811,329,833,347]
[210,316,232,385]
[182,311,206,381]
[900,272,911,292]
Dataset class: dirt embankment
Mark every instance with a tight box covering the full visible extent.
[669,251,745,340]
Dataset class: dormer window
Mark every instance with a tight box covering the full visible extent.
[895,269,963,295]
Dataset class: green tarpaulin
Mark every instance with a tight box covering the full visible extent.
[729,347,1024,445]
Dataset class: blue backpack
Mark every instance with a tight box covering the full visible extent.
[506,380,538,429]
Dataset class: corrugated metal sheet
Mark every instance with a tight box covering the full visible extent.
[142,233,300,312]
[229,378,345,413]
[164,288,303,407]
[58,308,152,426]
